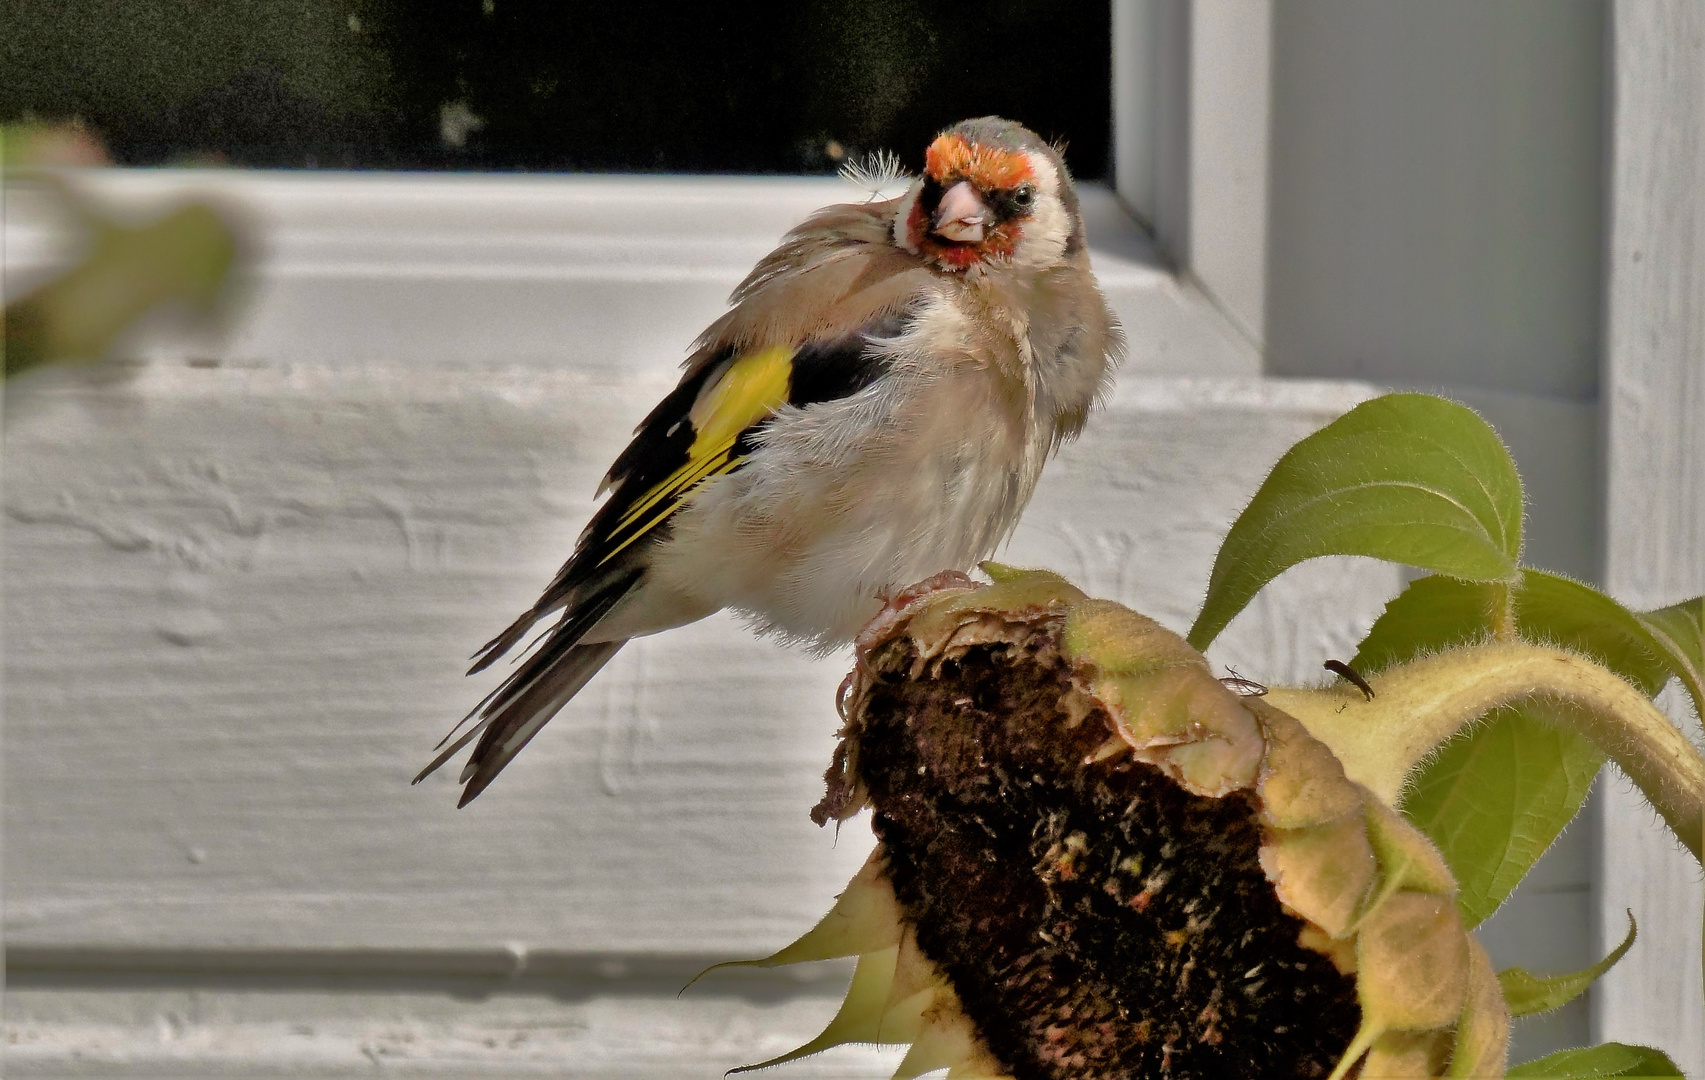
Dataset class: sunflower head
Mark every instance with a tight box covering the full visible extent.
[725,567,1507,1080]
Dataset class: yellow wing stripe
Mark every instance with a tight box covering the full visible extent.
[620,433,733,532]
[688,344,794,456]
[612,436,729,533]
[598,447,743,566]
[597,344,794,567]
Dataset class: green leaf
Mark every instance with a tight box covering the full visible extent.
[1189,394,1523,650]
[1402,706,1603,928]
[1508,1043,1683,1078]
[1636,596,1705,718]
[1499,911,1636,1017]
[1519,572,1674,696]
[1352,574,1497,675]
[1353,571,1677,692]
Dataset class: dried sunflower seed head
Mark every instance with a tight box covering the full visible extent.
[736,567,1507,1080]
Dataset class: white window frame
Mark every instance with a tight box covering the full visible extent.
[1114,1,1703,1070]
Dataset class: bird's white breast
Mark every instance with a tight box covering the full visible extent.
[652,291,1051,649]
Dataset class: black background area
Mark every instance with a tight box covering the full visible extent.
[5,0,1111,176]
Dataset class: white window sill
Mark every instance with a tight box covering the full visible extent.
[6,169,1261,377]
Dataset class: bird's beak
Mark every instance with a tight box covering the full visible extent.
[931,180,989,243]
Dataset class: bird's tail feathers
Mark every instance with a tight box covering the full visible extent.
[450,637,625,806]
[468,602,558,676]
[417,569,640,804]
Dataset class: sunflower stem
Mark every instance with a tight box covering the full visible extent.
[1265,642,1705,864]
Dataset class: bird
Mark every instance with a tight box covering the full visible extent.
[417,116,1125,806]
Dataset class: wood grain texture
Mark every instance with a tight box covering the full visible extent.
[1596,1,1705,1072]
[6,172,1261,378]
[3,970,890,1079]
[2,367,1394,957]
[1186,0,1273,346]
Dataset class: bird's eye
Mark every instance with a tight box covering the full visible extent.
[1012,185,1037,211]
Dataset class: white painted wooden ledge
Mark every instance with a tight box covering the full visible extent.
[5,170,1262,377]
[0,170,1589,1075]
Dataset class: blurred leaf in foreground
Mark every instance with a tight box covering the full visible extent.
[3,123,242,380]
[0,120,112,169]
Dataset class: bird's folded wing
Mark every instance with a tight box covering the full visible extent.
[592,343,795,567]
[466,303,916,679]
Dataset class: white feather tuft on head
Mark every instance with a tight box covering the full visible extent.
[839,149,910,201]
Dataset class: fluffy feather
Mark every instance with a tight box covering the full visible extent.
[839,149,910,200]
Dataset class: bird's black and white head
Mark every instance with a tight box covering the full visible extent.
[894,117,1083,275]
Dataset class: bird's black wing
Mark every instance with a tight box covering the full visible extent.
[419,312,903,804]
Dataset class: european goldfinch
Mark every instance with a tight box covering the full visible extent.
[419,117,1124,805]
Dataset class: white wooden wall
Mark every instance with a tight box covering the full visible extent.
[1594,1,1705,1070]
[1114,0,1703,1071]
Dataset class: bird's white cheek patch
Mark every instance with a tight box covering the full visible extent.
[1008,157,1071,271]
[892,183,923,254]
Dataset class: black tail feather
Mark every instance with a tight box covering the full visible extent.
[414,715,492,783]
[467,604,557,676]
[420,569,642,803]
[456,639,626,807]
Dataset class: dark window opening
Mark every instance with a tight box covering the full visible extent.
[5,0,1112,178]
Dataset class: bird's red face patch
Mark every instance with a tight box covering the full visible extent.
[911,135,1037,270]
[924,135,1035,191]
